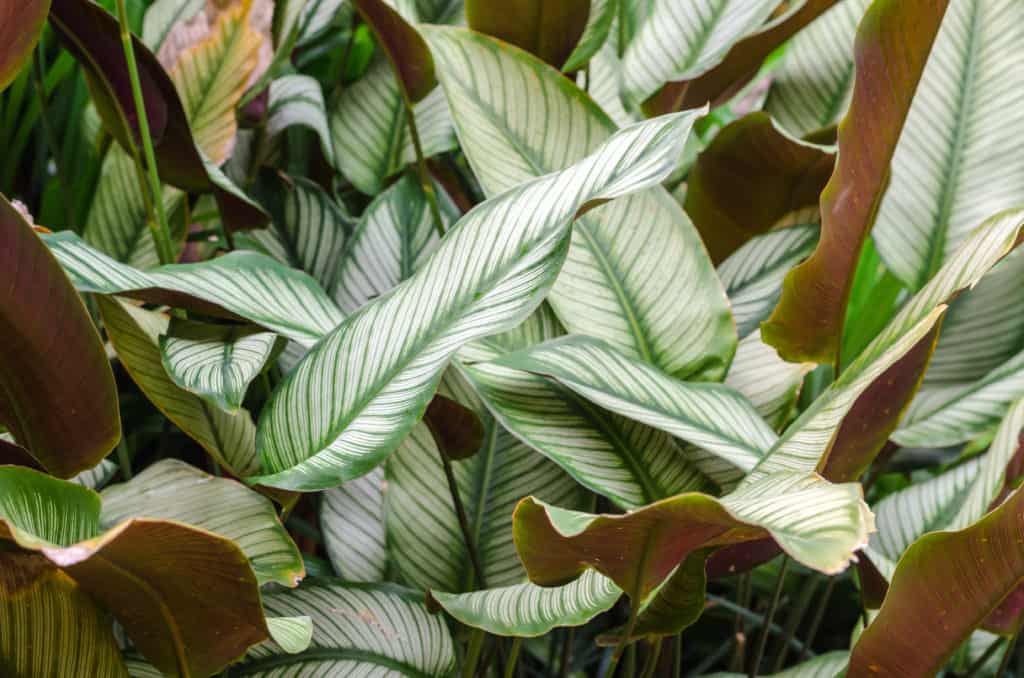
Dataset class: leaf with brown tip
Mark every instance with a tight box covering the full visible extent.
[0,194,120,478]
[466,0,591,69]
[352,0,436,103]
[761,0,950,365]
[0,0,51,91]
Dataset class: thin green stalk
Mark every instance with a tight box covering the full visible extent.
[116,438,133,480]
[995,632,1019,678]
[674,634,683,678]
[558,626,575,678]
[437,447,485,589]
[113,0,176,265]
[402,95,446,239]
[640,641,662,678]
[605,596,642,678]
[31,48,75,230]
[462,628,485,678]
[730,573,752,671]
[801,576,836,660]
[626,644,637,677]
[749,557,790,678]
[503,638,522,678]
[771,574,819,672]
[963,636,1004,678]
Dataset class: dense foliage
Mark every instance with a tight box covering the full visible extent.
[1,0,1023,676]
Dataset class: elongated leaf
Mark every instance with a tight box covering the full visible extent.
[1,194,120,478]
[850,478,1024,675]
[159,319,282,412]
[0,552,127,678]
[100,458,304,586]
[717,224,820,340]
[237,580,456,676]
[562,0,616,72]
[763,0,869,138]
[726,331,814,431]
[142,0,205,50]
[431,569,621,638]
[685,114,833,263]
[353,0,436,102]
[762,0,950,364]
[466,0,590,69]
[0,0,50,91]
[495,336,779,474]
[514,471,871,599]
[461,361,709,509]
[266,74,335,167]
[708,652,848,678]
[330,58,457,195]
[99,298,262,479]
[47,231,344,346]
[252,113,701,491]
[425,26,735,381]
[321,468,388,582]
[0,466,269,677]
[746,208,1024,485]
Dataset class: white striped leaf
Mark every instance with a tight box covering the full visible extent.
[706,652,849,678]
[387,419,583,592]
[100,459,304,587]
[620,0,783,106]
[239,580,456,676]
[330,58,457,195]
[725,330,814,431]
[461,360,710,509]
[251,112,702,490]
[763,0,869,138]
[874,0,1024,292]
[895,348,1024,448]
[0,553,127,678]
[717,224,819,340]
[320,468,388,582]
[265,616,314,655]
[562,0,617,72]
[267,75,337,168]
[98,298,262,479]
[587,40,640,129]
[743,209,1024,486]
[295,0,349,45]
[159,318,283,413]
[431,569,621,638]
[331,173,453,314]
[872,398,1024,562]
[142,0,204,50]
[424,26,735,381]
[46,232,344,347]
[493,336,779,474]
[72,459,119,491]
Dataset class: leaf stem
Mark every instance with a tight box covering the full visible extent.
[995,632,1019,678]
[801,576,836,660]
[558,626,575,678]
[640,641,662,678]
[771,573,819,671]
[436,446,485,589]
[674,634,683,678]
[749,556,790,678]
[502,637,521,678]
[402,95,446,239]
[113,0,175,265]
[31,47,75,231]
[730,573,752,671]
[605,596,642,678]
[116,438,132,480]
[462,628,485,678]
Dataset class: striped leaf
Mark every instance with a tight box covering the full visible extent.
[73,459,119,491]
[725,331,814,431]
[267,75,336,168]
[46,231,344,347]
[425,26,735,381]
[744,209,1024,486]
[331,173,452,314]
[763,0,869,138]
[0,552,127,678]
[461,360,710,509]
[514,471,872,599]
[142,0,204,50]
[99,298,262,479]
[562,0,617,72]
[895,348,1024,448]
[330,58,457,195]
[100,459,304,587]
[320,468,388,582]
[431,569,621,637]
[237,580,456,676]
[387,419,583,592]
[159,318,283,413]
[1,196,120,479]
[493,336,779,474]
[707,652,848,678]
[251,112,702,491]
[265,616,314,655]
[717,224,820,339]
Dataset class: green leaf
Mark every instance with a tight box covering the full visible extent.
[725,331,814,431]
[0,465,270,677]
[431,569,622,638]
[320,468,388,582]
[763,0,869,138]
[706,652,849,678]
[685,113,833,263]
[251,112,703,491]
[265,616,314,655]
[0,0,51,91]
[267,75,336,168]
[762,0,950,365]
[717,224,820,340]
[142,0,204,50]
[562,0,617,72]
[236,580,456,676]
[0,552,127,678]
[100,458,305,587]
[329,58,457,195]
[0,194,120,478]
[850,475,1024,675]
[353,0,437,103]
[746,208,1024,485]
[425,26,735,381]
[46,231,344,347]
[493,336,779,475]
[99,298,262,480]
[466,0,591,69]
[159,318,283,413]
[514,471,872,599]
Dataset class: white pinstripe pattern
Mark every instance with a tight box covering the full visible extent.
[725,330,814,431]
[267,75,337,169]
[321,468,389,583]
